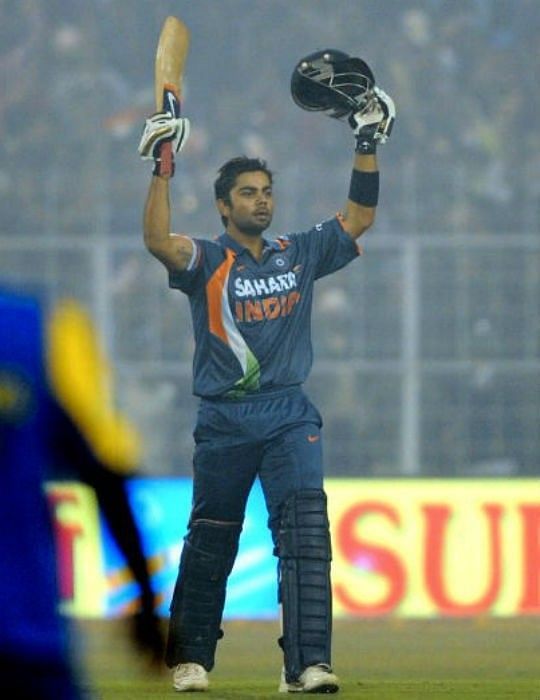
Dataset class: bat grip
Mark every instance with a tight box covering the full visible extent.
[158,84,180,178]
[159,142,174,178]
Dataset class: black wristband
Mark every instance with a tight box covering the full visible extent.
[348,169,379,207]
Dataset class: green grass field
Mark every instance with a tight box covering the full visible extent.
[79,618,540,699]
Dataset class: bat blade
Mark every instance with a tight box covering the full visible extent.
[155,16,190,109]
[154,16,190,176]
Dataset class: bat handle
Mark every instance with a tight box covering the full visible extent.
[159,143,173,178]
[158,84,180,178]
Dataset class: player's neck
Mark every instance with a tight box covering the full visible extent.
[227,229,265,261]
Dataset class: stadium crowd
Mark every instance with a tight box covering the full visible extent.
[1,0,538,477]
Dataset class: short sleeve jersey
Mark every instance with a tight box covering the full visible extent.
[169,216,359,398]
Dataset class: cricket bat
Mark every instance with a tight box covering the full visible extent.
[154,16,190,176]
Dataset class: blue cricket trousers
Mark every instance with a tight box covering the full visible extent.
[190,386,324,543]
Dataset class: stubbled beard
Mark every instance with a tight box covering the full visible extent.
[240,223,268,237]
[234,215,271,237]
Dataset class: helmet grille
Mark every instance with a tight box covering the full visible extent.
[291,50,376,119]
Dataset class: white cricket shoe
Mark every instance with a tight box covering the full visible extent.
[278,664,339,693]
[173,662,209,692]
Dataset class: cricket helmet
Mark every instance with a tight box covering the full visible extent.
[290,48,375,119]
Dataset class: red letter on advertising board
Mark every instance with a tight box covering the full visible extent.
[518,504,540,613]
[423,504,503,615]
[47,491,83,601]
[334,502,406,615]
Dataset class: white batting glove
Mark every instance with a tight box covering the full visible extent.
[138,112,191,160]
[349,85,396,154]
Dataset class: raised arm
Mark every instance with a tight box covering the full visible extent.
[340,87,395,240]
[340,152,378,240]
[143,175,194,271]
[138,90,193,271]
[289,51,395,241]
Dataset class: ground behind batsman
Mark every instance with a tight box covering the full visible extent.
[139,49,395,693]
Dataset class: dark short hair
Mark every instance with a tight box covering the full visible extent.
[214,156,273,226]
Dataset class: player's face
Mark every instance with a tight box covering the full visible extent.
[221,171,274,237]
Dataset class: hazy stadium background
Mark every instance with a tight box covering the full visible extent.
[1,0,539,481]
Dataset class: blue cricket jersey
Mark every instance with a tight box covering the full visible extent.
[0,289,70,664]
[169,216,360,398]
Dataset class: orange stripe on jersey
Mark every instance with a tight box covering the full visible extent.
[206,248,236,344]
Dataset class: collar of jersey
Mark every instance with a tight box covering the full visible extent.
[218,232,278,257]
